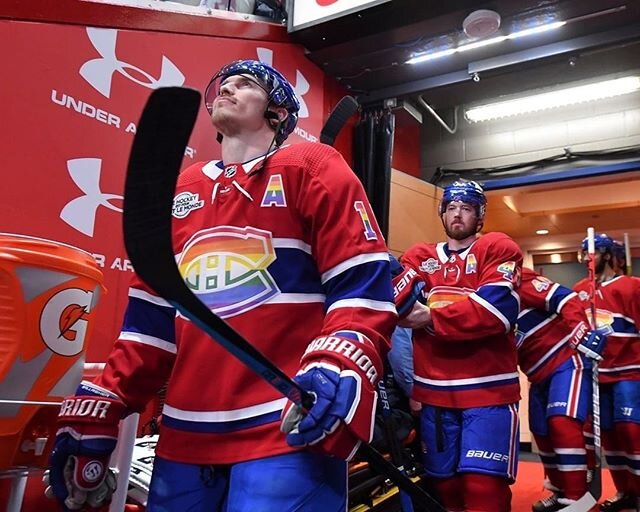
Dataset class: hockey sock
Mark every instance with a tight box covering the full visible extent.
[603,428,630,494]
[617,422,640,496]
[433,475,465,512]
[463,473,511,512]
[548,416,588,500]
[533,433,562,490]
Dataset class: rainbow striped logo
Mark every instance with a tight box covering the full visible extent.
[465,253,477,274]
[177,226,279,318]
[261,174,287,207]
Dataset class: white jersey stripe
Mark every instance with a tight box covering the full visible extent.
[413,371,519,387]
[119,331,177,354]
[128,287,172,307]
[327,298,397,315]
[321,252,390,284]
[163,398,287,422]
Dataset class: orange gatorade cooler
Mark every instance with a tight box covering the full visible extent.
[0,233,104,470]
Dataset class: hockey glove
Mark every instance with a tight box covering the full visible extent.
[575,327,611,361]
[46,381,126,511]
[281,331,382,461]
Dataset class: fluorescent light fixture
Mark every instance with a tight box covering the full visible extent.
[508,21,566,39]
[465,76,640,122]
[406,20,565,65]
[536,229,550,235]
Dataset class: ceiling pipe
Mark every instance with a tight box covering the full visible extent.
[417,96,458,134]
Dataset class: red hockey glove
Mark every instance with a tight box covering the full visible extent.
[281,331,382,460]
[45,381,126,511]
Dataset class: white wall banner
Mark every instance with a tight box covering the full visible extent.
[289,0,391,32]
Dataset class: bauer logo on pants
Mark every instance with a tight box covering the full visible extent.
[40,288,95,356]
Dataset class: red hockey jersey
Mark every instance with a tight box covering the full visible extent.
[95,142,396,464]
[516,268,590,383]
[397,232,522,408]
[574,275,640,383]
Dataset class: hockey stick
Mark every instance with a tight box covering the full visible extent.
[585,227,603,502]
[122,87,444,512]
[320,95,359,145]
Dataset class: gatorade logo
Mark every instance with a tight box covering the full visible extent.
[40,288,94,356]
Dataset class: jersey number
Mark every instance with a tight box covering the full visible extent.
[354,201,378,241]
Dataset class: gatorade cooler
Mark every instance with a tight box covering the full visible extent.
[0,233,104,470]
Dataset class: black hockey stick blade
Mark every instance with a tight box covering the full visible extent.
[320,95,359,145]
[123,88,443,511]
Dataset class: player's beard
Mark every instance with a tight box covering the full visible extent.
[444,220,478,240]
[595,253,611,275]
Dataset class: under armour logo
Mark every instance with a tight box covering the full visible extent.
[257,47,310,118]
[80,27,185,98]
[60,158,122,237]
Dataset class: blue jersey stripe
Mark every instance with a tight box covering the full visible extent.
[475,284,519,325]
[122,297,176,344]
[547,285,575,314]
[611,316,638,335]
[323,260,394,311]
[269,248,323,294]
[517,308,552,335]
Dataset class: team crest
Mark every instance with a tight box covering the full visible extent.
[420,258,441,274]
[465,254,477,274]
[172,191,204,218]
[177,226,279,318]
[261,174,287,207]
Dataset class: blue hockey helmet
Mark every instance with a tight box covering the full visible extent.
[439,180,487,217]
[580,233,615,253]
[613,240,625,258]
[204,59,300,145]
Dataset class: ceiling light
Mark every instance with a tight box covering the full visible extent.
[465,75,640,122]
[406,19,565,65]
[536,229,550,235]
[508,21,566,39]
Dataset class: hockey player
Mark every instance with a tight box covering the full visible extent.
[46,60,397,512]
[574,233,640,512]
[517,267,605,511]
[393,180,522,512]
